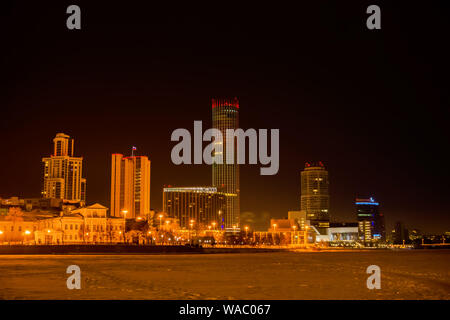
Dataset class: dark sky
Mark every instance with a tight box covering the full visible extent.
[1,1,449,233]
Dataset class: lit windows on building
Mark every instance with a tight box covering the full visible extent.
[212,98,240,229]
[163,187,226,229]
[300,162,330,234]
[110,153,151,219]
[41,133,86,204]
[356,197,385,246]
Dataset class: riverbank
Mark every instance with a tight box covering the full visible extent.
[1,244,446,255]
[0,244,289,255]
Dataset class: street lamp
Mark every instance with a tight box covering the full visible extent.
[121,210,128,243]
[159,214,163,229]
[292,225,297,245]
[272,224,277,246]
[304,226,309,246]
[23,230,31,245]
[244,226,249,238]
[212,222,216,230]
[189,219,195,244]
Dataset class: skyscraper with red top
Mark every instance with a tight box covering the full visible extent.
[212,98,240,230]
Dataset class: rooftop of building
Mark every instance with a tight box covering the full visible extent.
[163,187,218,193]
[211,97,239,109]
[0,209,60,221]
[55,133,70,138]
[0,215,40,222]
[329,222,358,228]
[355,197,379,205]
[85,203,108,210]
[304,161,326,169]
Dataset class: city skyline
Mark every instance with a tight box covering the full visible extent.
[2,1,450,306]
[0,117,446,234]
[1,101,447,234]
[2,2,449,234]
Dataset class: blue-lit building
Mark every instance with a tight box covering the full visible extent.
[355,197,385,246]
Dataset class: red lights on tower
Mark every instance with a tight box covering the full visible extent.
[211,97,239,109]
[305,161,325,168]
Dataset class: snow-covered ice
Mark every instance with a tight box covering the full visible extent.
[0,250,449,299]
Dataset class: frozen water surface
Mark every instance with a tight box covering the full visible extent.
[0,250,449,300]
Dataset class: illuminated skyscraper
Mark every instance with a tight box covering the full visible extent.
[42,133,86,204]
[300,162,330,233]
[356,197,385,246]
[212,98,240,230]
[110,153,151,219]
[163,187,226,229]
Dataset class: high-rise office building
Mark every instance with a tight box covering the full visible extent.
[42,133,86,204]
[356,197,385,246]
[110,153,151,219]
[300,161,330,233]
[163,187,226,229]
[212,98,240,230]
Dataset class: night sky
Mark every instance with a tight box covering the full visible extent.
[2,2,449,233]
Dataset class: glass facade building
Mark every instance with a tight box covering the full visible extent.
[163,187,226,229]
[356,197,385,246]
[212,98,240,230]
[300,162,330,233]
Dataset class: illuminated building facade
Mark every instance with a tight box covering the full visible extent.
[300,162,330,233]
[110,154,151,219]
[41,133,86,204]
[212,98,240,230]
[328,222,359,242]
[288,210,307,230]
[269,218,299,232]
[356,197,385,246]
[163,187,226,229]
[0,204,123,245]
